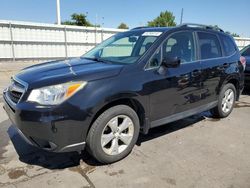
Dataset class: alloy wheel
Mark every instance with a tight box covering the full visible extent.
[221,88,234,113]
[101,115,134,155]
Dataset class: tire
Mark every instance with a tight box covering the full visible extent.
[86,105,140,164]
[210,83,236,118]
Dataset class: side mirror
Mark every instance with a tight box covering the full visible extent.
[161,57,181,68]
[129,36,137,43]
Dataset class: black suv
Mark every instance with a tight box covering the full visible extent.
[240,45,250,87]
[3,24,245,163]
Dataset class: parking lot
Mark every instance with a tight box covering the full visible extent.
[0,62,250,188]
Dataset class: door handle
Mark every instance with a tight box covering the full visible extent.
[217,63,229,71]
[180,74,189,79]
[192,70,201,77]
[223,63,230,68]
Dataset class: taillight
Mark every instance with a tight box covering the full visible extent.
[240,56,246,70]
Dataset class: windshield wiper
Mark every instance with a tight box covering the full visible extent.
[82,57,109,63]
[81,57,103,62]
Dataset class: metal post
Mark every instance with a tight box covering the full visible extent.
[9,23,15,62]
[101,29,104,42]
[64,27,68,59]
[95,27,97,45]
[180,8,184,24]
[56,0,61,25]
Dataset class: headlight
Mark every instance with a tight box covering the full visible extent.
[27,81,87,105]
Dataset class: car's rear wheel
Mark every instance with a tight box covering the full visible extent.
[210,83,236,118]
[86,105,140,164]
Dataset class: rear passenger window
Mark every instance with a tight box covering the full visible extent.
[198,32,222,60]
[241,46,250,56]
[220,35,237,56]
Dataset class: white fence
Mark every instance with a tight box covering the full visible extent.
[234,37,250,50]
[0,20,125,61]
[0,20,249,62]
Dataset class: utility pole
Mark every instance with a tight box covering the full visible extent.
[56,0,61,25]
[101,17,104,28]
[95,14,98,27]
[101,17,104,42]
[95,14,98,45]
[180,8,184,24]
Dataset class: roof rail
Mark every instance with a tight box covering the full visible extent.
[178,23,224,32]
[131,26,149,30]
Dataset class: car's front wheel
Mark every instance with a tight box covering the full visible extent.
[86,105,140,164]
[210,83,236,118]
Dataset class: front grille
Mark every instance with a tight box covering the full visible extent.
[6,79,26,104]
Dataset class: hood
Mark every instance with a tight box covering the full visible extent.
[15,58,124,88]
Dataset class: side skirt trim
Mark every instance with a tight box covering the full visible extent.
[150,101,218,128]
[59,142,86,152]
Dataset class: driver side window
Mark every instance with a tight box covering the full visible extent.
[147,47,161,68]
[146,31,195,69]
[163,32,195,63]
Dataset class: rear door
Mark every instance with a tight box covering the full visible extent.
[197,31,225,104]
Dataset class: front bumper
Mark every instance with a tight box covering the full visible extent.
[3,92,88,153]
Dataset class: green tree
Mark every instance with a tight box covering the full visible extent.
[225,31,240,37]
[118,23,129,29]
[61,21,75,25]
[211,25,240,37]
[62,13,93,27]
[148,11,176,27]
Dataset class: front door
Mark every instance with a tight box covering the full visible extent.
[144,31,202,122]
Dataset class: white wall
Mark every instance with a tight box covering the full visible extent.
[234,37,250,50]
[0,20,249,61]
[0,20,125,61]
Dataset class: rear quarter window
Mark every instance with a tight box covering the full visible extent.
[220,34,237,56]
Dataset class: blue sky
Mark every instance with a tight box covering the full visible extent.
[0,0,249,36]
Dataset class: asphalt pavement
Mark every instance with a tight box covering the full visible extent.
[0,62,250,188]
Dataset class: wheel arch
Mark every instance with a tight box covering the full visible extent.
[227,78,240,100]
[87,97,149,137]
[219,75,240,100]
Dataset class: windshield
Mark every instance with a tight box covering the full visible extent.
[82,30,163,64]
